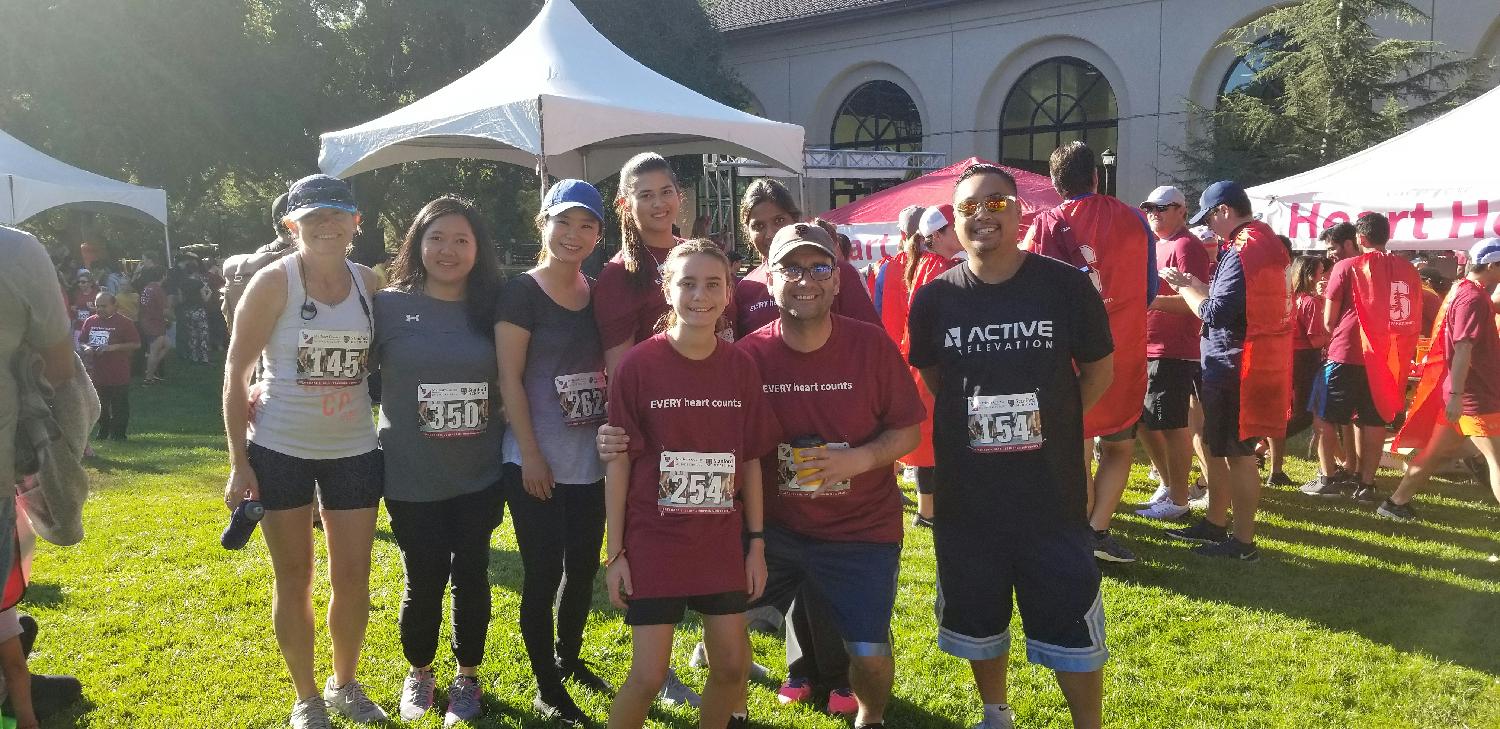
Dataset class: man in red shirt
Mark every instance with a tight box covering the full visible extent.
[1380,238,1500,521]
[79,292,141,440]
[1022,142,1156,564]
[1135,186,1212,521]
[1302,213,1421,502]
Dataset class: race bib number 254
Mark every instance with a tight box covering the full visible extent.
[657,451,736,515]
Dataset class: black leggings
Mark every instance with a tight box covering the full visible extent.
[501,464,606,689]
[786,588,851,692]
[1288,348,1322,438]
[386,482,505,668]
[94,384,130,439]
[914,466,937,495]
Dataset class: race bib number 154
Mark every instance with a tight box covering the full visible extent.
[967,392,1044,453]
[658,451,736,515]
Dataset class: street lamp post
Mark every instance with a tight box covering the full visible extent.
[1100,148,1117,197]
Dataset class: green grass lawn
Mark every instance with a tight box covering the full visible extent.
[25,364,1500,727]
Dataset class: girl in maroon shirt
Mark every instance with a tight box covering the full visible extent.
[1268,255,1333,483]
[603,241,776,729]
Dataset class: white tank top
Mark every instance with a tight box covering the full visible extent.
[247,254,378,459]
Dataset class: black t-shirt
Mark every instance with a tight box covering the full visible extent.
[907,253,1112,528]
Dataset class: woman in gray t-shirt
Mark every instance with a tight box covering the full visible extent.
[495,179,609,724]
[373,196,504,725]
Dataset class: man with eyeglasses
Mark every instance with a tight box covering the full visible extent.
[1022,141,1156,565]
[598,223,925,729]
[1135,186,1213,521]
[909,163,1113,729]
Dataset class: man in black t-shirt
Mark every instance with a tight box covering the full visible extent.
[908,164,1113,729]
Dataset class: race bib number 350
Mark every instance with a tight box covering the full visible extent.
[418,382,490,438]
[555,371,607,427]
[657,451,736,515]
[967,392,1044,453]
[296,330,371,386]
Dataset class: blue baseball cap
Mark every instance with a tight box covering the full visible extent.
[1468,238,1500,267]
[542,179,605,223]
[1189,180,1251,226]
[285,174,358,220]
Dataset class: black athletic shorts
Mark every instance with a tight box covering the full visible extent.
[1142,358,1201,431]
[1198,379,1259,458]
[1309,361,1388,427]
[625,590,747,626]
[934,520,1107,672]
[246,442,384,511]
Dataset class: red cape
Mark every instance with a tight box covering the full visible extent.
[1349,252,1423,423]
[1392,280,1471,451]
[1235,221,1294,440]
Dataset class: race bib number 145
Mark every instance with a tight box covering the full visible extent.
[296,329,370,386]
[657,451,736,515]
[967,392,1044,453]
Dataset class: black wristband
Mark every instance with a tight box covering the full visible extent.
[745,531,765,541]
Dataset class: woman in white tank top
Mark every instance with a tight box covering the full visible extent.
[222,175,389,728]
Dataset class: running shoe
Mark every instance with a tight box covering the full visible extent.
[745,604,784,634]
[1265,471,1295,487]
[777,677,812,705]
[290,696,332,729]
[726,714,750,729]
[827,687,859,716]
[912,514,934,529]
[1376,498,1417,522]
[1092,531,1137,563]
[444,675,483,727]
[399,666,436,720]
[558,655,613,694]
[323,677,388,723]
[533,689,587,726]
[1299,474,1345,498]
[1463,456,1490,487]
[1192,537,1259,561]
[1187,477,1208,503]
[687,642,769,680]
[1351,483,1379,503]
[1142,484,1171,505]
[1134,499,1190,521]
[657,667,700,707]
[971,704,1017,729]
[1165,517,1228,545]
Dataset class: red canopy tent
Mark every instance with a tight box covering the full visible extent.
[819,157,1060,264]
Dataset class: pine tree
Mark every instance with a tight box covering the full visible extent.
[1174,0,1490,192]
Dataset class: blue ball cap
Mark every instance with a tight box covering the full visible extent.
[285,174,358,220]
[1189,180,1250,226]
[542,179,605,223]
[1468,237,1500,267]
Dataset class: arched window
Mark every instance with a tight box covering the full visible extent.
[999,57,1118,183]
[1220,34,1287,101]
[829,80,923,209]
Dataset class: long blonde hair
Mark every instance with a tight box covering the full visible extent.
[656,239,732,333]
[618,152,680,289]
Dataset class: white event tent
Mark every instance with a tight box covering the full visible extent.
[318,0,805,184]
[1,127,172,261]
[1247,84,1500,251]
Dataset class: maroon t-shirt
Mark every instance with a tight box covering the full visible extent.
[738,316,925,543]
[594,242,737,349]
[1445,282,1500,416]
[1293,293,1328,351]
[138,282,167,337]
[1422,287,1441,337]
[1146,229,1213,360]
[608,335,780,599]
[1323,257,1363,365]
[734,261,880,339]
[79,312,140,387]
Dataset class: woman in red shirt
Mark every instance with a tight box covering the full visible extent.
[603,241,776,729]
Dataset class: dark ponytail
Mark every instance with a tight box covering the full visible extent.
[618,152,680,289]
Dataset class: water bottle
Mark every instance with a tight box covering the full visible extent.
[221,499,265,550]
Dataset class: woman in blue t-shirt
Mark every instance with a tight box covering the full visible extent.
[372,196,504,725]
[495,180,610,724]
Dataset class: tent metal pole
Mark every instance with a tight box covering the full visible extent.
[797,173,808,218]
[536,95,549,203]
[5,174,13,225]
[163,224,173,268]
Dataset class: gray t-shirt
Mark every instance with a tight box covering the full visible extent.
[498,273,605,485]
[0,227,71,491]
[374,289,502,502]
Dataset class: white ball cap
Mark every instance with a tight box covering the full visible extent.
[918,204,955,237]
[1141,185,1187,208]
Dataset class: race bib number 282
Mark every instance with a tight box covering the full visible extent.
[967,392,1044,453]
[657,451,736,515]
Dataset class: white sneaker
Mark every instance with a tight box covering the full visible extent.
[399,666,436,720]
[657,667,701,707]
[688,642,768,680]
[971,704,1017,729]
[1135,499,1191,521]
[289,697,332,729]
[323,677,389,723]
[1188,476,1208,502]
[1143,485,1170,505]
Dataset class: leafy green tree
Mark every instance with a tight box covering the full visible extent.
[1174,0,1490,191]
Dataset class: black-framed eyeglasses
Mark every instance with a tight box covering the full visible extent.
[772,263,835,282]
[1140,203,1181,214]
